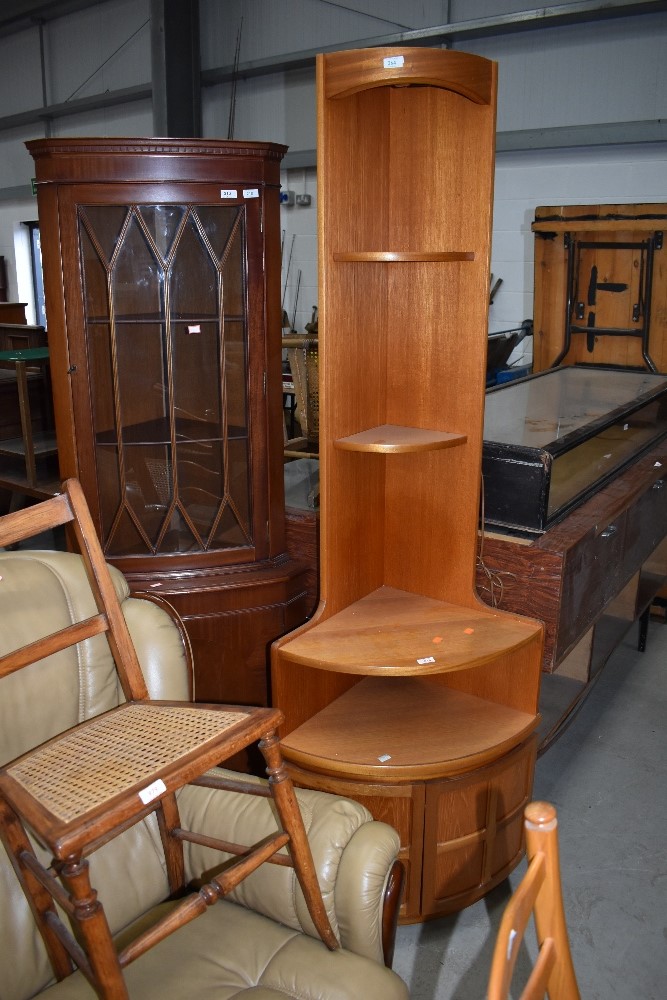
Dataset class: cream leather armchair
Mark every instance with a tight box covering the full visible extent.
[0,549,408,1000]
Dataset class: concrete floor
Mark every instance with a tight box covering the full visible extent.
[392,618,667,999]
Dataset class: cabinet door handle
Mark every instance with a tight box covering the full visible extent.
[600,524,618,539]
[652,479,664,490]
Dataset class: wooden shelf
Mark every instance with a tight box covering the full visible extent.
[333,251,474,263]
[334,425,467,454]
[0,432,58,459]
[281,586,542,675]
[280,675,538,780]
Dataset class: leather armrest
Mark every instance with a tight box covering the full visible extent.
[177,767,400,965]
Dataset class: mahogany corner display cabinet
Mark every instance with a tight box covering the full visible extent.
[271,48,545,923]
[28,138,310,731]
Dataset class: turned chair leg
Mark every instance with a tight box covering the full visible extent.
[259,730,339,950]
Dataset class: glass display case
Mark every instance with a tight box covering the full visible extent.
[482,366,667,534]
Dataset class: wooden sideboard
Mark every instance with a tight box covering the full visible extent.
[0,303,28,325]
[476,438,667,748]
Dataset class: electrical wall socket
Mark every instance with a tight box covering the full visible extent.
[280,190,295,206]
[296,193,312,206]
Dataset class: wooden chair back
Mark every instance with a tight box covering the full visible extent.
[0,478,148,701]
[488,801,580,1000]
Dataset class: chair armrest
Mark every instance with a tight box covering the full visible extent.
[177,767,401,966]
[124,592,193,701]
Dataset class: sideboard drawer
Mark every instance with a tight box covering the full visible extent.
[623,476,667,573]
[558,513,626,657]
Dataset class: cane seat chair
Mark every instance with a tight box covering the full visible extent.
[488,801,580,1000]
[0,478,337,999]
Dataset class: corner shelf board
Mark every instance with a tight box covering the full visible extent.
[280,676,539,781]
[281,586,541,675]
[333,251,475,263]
[334,425,467,454]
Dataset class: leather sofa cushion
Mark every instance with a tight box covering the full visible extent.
[39,900,409,1000]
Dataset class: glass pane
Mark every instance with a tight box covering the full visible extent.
[115,322,167,437]
[484,368,667,448]
[224,322,248,432]
[81,206,129,264]
[140,205,185,260]
[227,436,251,530]
[196,205,241,267]
[80,227,109,323]
[113,214,163,320]
[171,215,219,319]
[124,444,173,546]
[172,321,221,431]
[220,219,245,317]
[211,501,249,549]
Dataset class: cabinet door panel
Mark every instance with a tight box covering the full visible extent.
[283,766,426,922]
[623,476,667,573]
[422,738,535,917]
[58,184,265,565]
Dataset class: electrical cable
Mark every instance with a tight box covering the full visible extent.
[65,17,149,102]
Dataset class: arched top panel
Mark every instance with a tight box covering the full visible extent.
[321,47,495,105]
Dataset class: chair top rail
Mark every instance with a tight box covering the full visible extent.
[0,491,72,547]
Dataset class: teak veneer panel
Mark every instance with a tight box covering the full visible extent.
[323,47,494,105]
[280,677,538,781]
[280,585,541,676]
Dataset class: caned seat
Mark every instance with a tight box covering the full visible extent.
[0,478,337,1000]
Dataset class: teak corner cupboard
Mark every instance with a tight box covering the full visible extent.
[272,48,545,921]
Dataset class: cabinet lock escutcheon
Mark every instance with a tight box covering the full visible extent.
[652,479,665,490]
[67,365,77,374]
[600,524,618,539]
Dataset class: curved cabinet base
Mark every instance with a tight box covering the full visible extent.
[284,735,537,922]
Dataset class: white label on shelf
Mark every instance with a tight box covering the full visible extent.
[138,778,167,805]
[378,754,392,762]
[187,324,201,334]
[384,55,404,69]
[655,461,663,467]
[221,189,238,199]
[243,188,259,198]
[623,423,629,431]
[416,656,436,665]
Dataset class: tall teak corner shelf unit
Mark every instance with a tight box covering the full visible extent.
[28,139,310,731]
[272,48,545,922]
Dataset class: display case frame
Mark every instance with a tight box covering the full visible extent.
[482,365,667,535]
